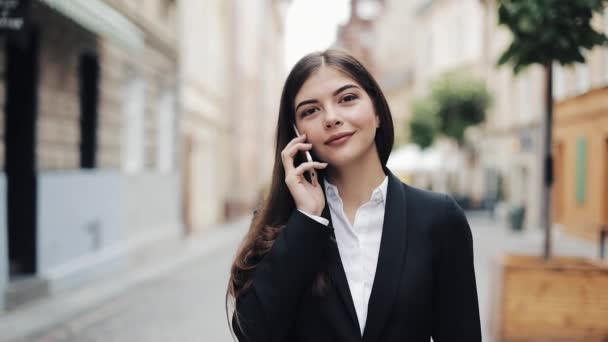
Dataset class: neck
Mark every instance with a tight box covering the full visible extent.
[325,149,386,209]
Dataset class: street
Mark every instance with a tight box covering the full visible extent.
[21,212,594,342]
[20,231,242,342]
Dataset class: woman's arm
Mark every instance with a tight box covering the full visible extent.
[431,195,481,341]
[233,210,331,342]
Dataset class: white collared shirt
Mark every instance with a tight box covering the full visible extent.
[298,175,388,336]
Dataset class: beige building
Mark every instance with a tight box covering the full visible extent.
[0,0,289,313]
[409,0,493,202]
[334,1,607,238]
[551,8,608,242]
[371,0,549,230]
[373,0,416,147]
[335,0,384,74]
[227,0,289,217]
[0,0,181,310]
[177,0,232,232]
[178,0,288,227]
[480,0,546,230]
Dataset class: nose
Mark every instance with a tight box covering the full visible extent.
[323,106,343,129]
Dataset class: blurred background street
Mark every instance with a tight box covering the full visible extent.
[0,0,607,341]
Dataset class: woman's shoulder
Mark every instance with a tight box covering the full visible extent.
[401,182,453,208]
[400,182,468,232]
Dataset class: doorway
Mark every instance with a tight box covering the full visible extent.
[4,29,39,279]
[553,142,565,223]
[78,52,100,169]
[604,138,608,226]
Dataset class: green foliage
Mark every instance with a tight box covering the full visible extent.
[431,72,492,144]
[409,98,439,149]
[497,0,608,73]
[409,72,492,147]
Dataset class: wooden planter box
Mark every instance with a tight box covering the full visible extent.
[490,254,608,341]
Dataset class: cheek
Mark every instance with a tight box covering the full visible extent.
[352,103,377,130]
[299,126,324,146]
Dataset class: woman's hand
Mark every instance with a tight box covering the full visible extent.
[281,134,328,216]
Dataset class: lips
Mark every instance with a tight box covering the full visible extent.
[325,132,354,145]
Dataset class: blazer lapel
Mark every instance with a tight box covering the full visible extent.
[362,170,409,342]
[322,203,362,335]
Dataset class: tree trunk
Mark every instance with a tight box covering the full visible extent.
[541,63,554,260]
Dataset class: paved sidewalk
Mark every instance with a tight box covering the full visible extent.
[0,217,250,342]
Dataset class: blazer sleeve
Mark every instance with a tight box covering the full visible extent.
[431,195,482,341]
[232,210,332,342]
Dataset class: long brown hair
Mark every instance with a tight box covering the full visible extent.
[226,48,394,334]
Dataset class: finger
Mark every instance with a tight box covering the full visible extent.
[281,143,313,173]
[292,161,328,178]
[281,136,308,163]
[285,142,312,159]
[284,133,307,150]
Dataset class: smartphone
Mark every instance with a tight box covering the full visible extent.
[292,124,314,163]
[293,124,315,182]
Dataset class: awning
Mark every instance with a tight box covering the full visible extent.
[39,0,144,50]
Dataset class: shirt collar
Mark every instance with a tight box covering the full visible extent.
[324,175,388,206]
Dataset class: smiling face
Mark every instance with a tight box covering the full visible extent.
[293,66,380,168]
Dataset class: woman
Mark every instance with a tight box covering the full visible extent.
[226,49,481,342]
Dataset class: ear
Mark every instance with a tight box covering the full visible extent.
[375,115,380,128]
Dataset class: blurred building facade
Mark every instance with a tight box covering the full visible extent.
[479,0,545,231]
[551,8,608,242]
[399,0,495,207]
[0,0,181,311]
[365,0,555,231]
[225,0,288,217]
[373,0,416,148]
[368,0,608,237]
[178,0,288,230]
[178,0,232,232]
[335,0,384,75]
[0,0,290,312]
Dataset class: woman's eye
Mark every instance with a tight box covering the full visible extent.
[340,94,358,103]
[302,107,318,117]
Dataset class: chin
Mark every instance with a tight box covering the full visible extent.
[320,149,363,168]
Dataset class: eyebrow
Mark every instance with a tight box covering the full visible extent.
[295,84,360,112]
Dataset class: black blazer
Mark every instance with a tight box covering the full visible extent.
[233,170,481,341]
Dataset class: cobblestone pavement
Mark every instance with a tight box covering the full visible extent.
[19,212,596,342]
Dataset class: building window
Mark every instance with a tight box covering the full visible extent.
[157,87,176,172]
[553,62,565,99]
[574,61,590,94]
[122,68,146,173]
[517,75,530,123]
[160,0,175,20]
[605,8,608,83]
[575,137,587,204]
[78,53,100,169]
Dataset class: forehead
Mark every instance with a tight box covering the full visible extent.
[294,66,360,104]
